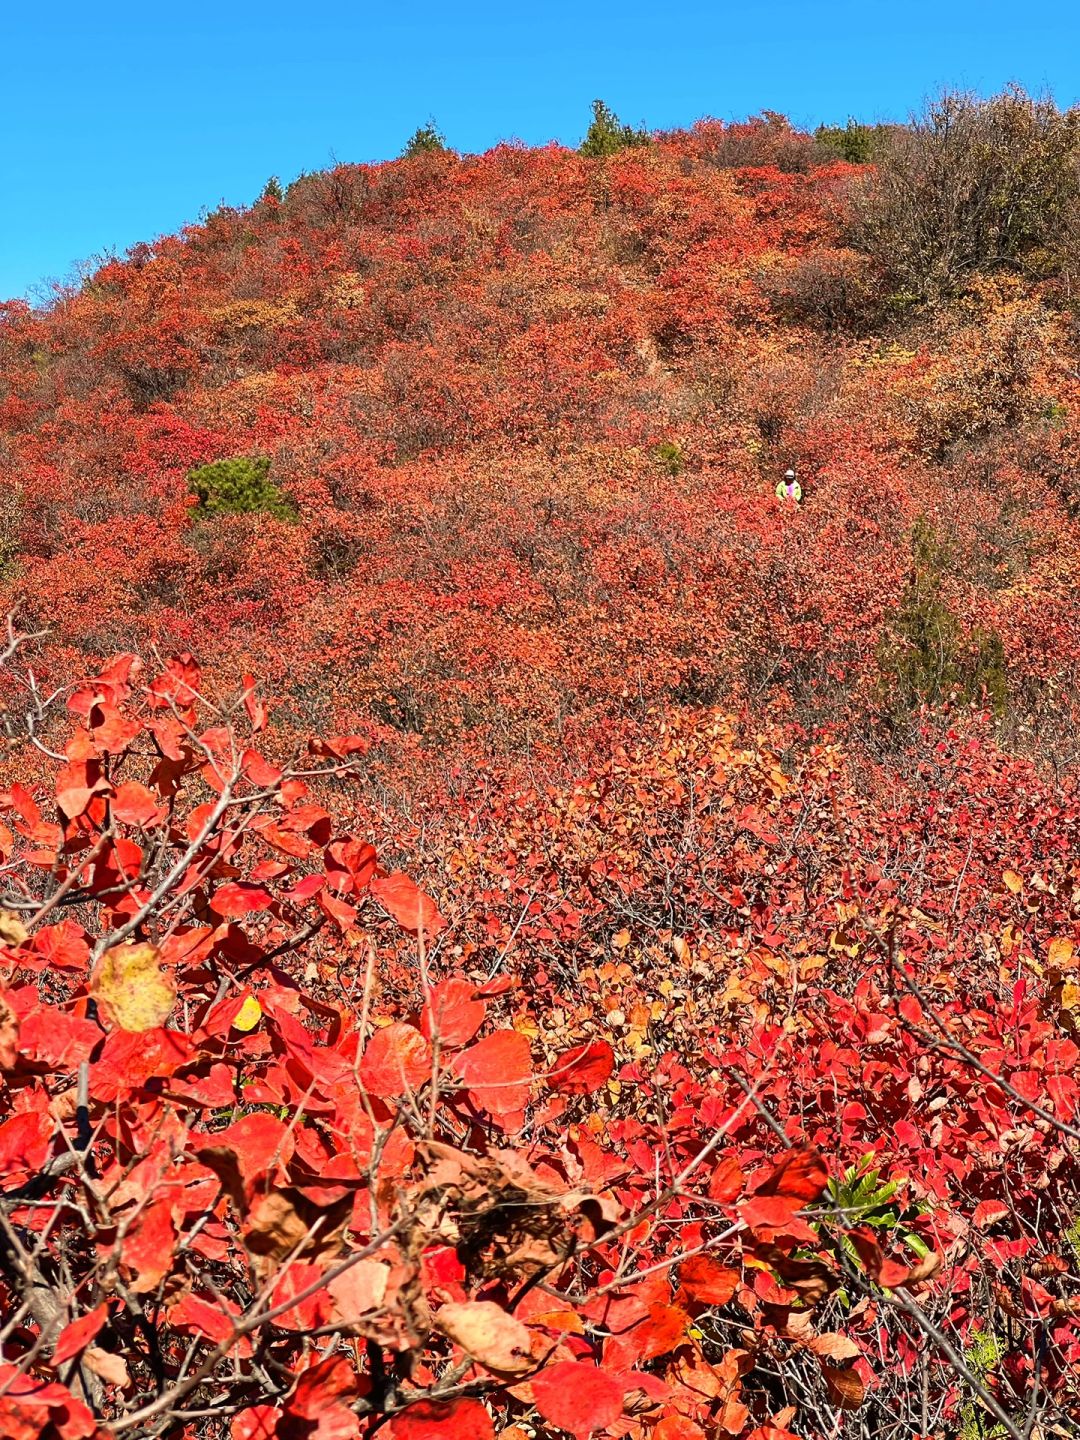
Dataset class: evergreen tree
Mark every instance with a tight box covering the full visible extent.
[580,100,650,158]
[188,456,297,521]
[402,122,448,158]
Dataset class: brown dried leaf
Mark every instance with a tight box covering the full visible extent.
[821,1362,866,1410]
[84,1346,130,1389]
[435,1300,534,1374]
[243,1188,350,1263]
[327,1259,391,1324]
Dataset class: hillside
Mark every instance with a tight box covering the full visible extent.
[2,99,1080,1440]
[4,108,1080,764]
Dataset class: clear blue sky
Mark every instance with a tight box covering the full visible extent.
[2,1,1077,301]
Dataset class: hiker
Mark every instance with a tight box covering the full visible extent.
[775,468,802,503]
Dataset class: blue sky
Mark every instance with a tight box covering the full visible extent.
[2,1,1076,301]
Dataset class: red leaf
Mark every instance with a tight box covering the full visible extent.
[532,1361,625,1438]
[15,1006,100,1070]
[197,1112,295,1202]
[121,1199,177,1293]
[453,1030,532,1115]
[111,780,164,828]
[753,1145,828,1202]
[0,1365,97,1438]
[389,1398,494,1439]
[34,922,90,972]
[325,839,377,895]
[89,703,141,754]
[738,1195,804,1231]
[318,888,357,930]
[213,882,275,917]
[358,1023,432,1098]
[547,1039,614,1095]
[0,1110,52,1189]
[232,1407,282,1440]
[170,1293,237,1345]
[269,1262,331,1331]
[708,1154,745,1203]
[51,1305,109,1366]
[90,1028,195,1102]
[291,1354,358,1418]
[370,872,446,937]
[420,977,487,1049]
[310,734,370,760]
[679,1255,740,1306]
[973,1200,1009,1228]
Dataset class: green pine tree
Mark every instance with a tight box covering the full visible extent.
[580,100,650,158]
[402,122,448,158]
[188,457,297,522]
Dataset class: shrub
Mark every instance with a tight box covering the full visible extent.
[653,439,684,475]
[187,455,297,521]
[814,118,897,164]
[879,517,1008,717]
[698,112,819,172]
[850,86,1080,301]
[401,121,448,158]
[580,99,650,158]
[762,248,883,333]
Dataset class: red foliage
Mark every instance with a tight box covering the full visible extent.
[2,118,1080,1440]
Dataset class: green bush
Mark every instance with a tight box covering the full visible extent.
[814,119,895,164]
[187,456,297,521]
[580,100,650,159]
[401,122,448,158]
[653,440,684,476]
[879,517,1008,717]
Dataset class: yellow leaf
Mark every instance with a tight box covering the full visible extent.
[232,994,263,1032]
[1048,937,1076,969]
[1000,923,1022,958]
[91,943,176,1032]
[0,910,28,947]
[1003,869,1023,894]
[612,928,631,950]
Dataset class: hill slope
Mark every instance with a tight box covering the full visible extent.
[3,105,1080,1439]
[4,115,1080,766]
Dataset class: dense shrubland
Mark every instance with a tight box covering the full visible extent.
[2,88,1080,1440]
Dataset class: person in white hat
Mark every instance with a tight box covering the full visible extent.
[775,468,802,503]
